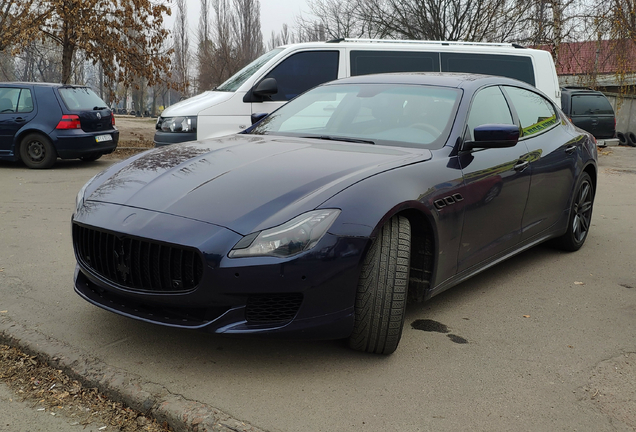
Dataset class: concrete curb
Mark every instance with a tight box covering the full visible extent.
[0,316,267,432]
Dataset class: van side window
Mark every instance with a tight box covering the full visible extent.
[467,86,514,139]
[503,86,558,137]
[441,53,535,86]
[350,51,439,76]
[262,51,339,101]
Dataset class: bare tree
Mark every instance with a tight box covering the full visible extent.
[233,0,264,64]
[296,0,379,40]
[172,0,191,96]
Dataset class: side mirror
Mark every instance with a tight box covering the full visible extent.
[251,112,268,125]
[464,124,520,151]
[253,78,278,97]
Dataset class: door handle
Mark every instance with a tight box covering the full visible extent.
[15,117,26,123]
[565,145,576,154]
[514,160,529,171]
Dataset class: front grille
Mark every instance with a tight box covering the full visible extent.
[73,224,204,293]
[245,293,303,324]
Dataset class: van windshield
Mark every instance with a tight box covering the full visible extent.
[216,48,283,92]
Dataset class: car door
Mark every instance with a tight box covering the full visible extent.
[253,50,340,114]
[456,85,532,272]
[502,85,578,240]
[0,87,36,155]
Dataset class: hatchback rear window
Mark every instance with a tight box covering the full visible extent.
[571,94,614,116]
[58,87,108,111]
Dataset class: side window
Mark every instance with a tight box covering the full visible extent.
[350,51,439,76]
[504,86,558,137]
[441,53,535,86]
[17,89,34,113]
[262,51,339,101]
[467,86,514,139]
[0,88,21,113]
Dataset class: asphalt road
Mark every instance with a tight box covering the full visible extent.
[1,148,635,432]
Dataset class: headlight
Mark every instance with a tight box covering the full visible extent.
[158,116,197,133]
[229,209,341,258]
[75,174,97,212]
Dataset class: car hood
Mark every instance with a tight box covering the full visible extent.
[85,134,432,235]
[160,91,234,117]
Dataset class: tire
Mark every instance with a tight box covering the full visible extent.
[20,133,57,169]
[80,154,102,162]
[553,172,594,252]
[349,216,411,355]
[627,132,636,147]
[617,131,627,146]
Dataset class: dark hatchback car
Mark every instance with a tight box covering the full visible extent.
[72,74,597,354]
[560,86,617,145]
[0,82,119,169]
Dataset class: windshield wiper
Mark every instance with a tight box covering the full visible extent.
[93,106,107,110]
[304,135,375,145]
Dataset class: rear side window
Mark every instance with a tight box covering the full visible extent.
[262,51,339,101]
[441,53,535,86]
[58,87,108,111]
[0,88,33,113]
[504,86,558,137]
[350,51,439,76]
[571,94,614,115]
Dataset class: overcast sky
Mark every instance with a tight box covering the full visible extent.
[174,0,311,46]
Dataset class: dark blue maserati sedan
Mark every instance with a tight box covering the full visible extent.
[72,73,597,354]
[0,82,118,168]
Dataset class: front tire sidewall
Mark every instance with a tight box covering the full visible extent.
[349,216,411,355]
[20,133,57,169]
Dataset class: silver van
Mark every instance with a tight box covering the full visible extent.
[155,38,561,146]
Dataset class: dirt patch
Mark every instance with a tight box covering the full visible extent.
[109,115,156,159]
[581,352,636,430]
[0,344,172,432]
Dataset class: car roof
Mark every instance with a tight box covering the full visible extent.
[0,82,88,88]
[322,72,536,92]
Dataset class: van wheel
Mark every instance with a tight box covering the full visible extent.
[349,216,411,355]
[20,133,57,169]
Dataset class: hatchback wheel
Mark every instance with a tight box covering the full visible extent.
[20,133,57,169]
[349,216,411,355]
[554,172,594,251]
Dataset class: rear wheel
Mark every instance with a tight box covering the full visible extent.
[349,216,411,355]
[553,172,594,251]
[20,133,57,169]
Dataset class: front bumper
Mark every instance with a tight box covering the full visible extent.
[154,130,197,147]
[72,202,366,340]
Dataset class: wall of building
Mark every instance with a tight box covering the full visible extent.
[607,94,636,135]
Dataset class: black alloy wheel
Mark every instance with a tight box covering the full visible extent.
[554,172,594,251]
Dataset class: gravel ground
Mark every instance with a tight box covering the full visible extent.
[0,344,172,431]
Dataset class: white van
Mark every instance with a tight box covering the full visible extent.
[154,38,561,146]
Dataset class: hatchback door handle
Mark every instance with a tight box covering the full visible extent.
[565,145,576,154]
[514,160,529,171]
[15,117,26,123]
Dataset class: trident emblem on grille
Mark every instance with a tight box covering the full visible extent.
[114,244,130,282]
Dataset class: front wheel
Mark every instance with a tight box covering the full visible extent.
[20,133,57,169]
[553,172,594,251]
[349,216,411,355]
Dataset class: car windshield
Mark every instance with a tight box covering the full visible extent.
[216,48,284,92]
[58,87,109,111]
[249,83,461,149]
